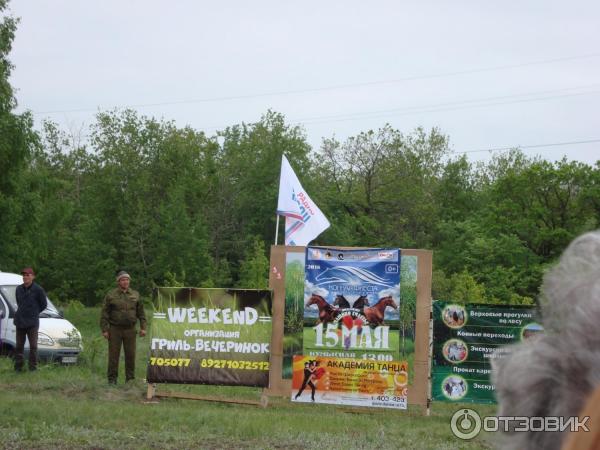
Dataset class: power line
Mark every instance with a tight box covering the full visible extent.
[191,86,599,131]
[41,83,600,137]
[31,53,600,115]
[292,86,600,126]
[461,139,600,155]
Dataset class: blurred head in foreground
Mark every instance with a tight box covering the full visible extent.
[492,230,600,450]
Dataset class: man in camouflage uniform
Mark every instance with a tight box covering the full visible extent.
[100,270,146,384]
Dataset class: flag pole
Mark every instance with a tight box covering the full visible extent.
[274,215,280,245]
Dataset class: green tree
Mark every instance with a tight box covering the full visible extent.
[482,153,594,259]
[432,269,452,301]
[448,270,487,304]
[315,125,450,247]
[237,237,269,289]
[210,111,313,268]
[0,1,40,271]
[88,110,215,294]
[146,185,212,288]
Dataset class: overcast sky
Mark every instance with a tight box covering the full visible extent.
[8,1,600,165]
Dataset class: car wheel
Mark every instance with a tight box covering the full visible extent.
[0,344,14,357]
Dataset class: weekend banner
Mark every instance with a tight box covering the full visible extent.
[303,247,402,361]
[431,300,542,403]
[290,355,408,409]
[146,287,272,387]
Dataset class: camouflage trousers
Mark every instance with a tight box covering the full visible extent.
[107,325,137,383]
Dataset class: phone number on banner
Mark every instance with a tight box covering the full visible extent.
[149,357,269,370]
[370,395,407,409]
[201,359,269,370]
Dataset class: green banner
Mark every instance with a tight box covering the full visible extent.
[431,301,542,404]
[146,287,272,387]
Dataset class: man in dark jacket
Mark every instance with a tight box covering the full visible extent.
[14,267,48,372]
[100,270,146,384]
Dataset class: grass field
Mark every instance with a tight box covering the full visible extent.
[0,306,498,449]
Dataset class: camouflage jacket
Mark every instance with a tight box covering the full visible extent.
[100,287,146,331]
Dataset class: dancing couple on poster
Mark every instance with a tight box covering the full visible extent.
[294,360,325,401]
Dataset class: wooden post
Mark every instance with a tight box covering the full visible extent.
[146,383,156,400]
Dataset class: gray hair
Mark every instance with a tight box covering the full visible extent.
[491,230,600,450]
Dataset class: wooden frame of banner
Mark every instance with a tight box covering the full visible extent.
[146,383,269,407]
[264,245,433,415]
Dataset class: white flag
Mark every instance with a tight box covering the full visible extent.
[277,155,330,246]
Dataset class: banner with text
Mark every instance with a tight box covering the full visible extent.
[291,355,408,409]
[432,300,542,403]
[147,287,272,387]
[303,247,401,361]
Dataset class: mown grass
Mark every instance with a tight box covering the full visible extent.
[0,306,498,449]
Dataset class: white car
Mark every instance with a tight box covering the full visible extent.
[0,271,82,364]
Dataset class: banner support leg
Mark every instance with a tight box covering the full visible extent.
[146,383,156,400]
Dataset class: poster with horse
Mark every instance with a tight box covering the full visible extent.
[303,247,401,361]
